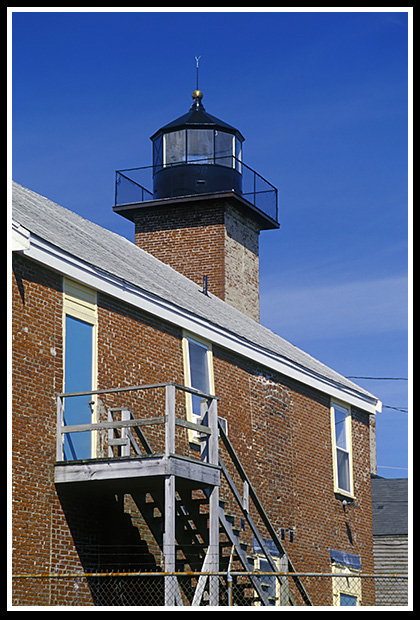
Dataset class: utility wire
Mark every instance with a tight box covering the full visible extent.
[382,405,408,413]
[346,376,408,380]
[345,376,408,413]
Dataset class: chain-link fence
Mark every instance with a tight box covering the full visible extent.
[11,572,409,607]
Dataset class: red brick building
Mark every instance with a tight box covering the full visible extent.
[11,91,381,607]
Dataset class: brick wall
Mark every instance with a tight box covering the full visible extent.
[134,197,260,321]
[224,204,260,321]
[12,253,374,605]
[212,345,374,579]
[12,254,92,604]
[12,254,64,576]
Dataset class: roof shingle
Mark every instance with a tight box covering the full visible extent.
[12,181,377,405]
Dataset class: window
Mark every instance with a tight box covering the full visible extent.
[62,279,97,461]
[331,401,354,496]
[331,564,361,606]
[161,129,240,169]
[340,593,358,606]
[253,554,288,606]
[153,134,163,171]
[234,136,242,172]
[164,130,186,165]
[187,129,214,163]
[215,130,234,167]
[182,333,214,442]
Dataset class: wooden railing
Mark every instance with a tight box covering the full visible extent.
[56,382,219,464]
[55,381,311,605]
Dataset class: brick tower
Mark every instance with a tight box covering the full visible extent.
[114,89,279,322]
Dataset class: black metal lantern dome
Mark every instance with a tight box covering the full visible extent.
[150,90,244,199]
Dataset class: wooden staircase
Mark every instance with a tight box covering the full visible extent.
[55,382,312,606]
[127,416,312,606]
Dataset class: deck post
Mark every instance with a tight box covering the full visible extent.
[208,397,219,604]
[164,384,177,604]
[121,408,130,457]
[164,473,176,605]
[165,384,176,456]
[56,395,64,462]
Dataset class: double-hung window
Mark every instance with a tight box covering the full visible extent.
[182,333,214,442]
[331,401,354,496]
[62,279,97,461]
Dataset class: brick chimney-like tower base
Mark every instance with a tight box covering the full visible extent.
[133,194,261,322]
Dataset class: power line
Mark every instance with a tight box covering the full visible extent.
[345,376,408,412]
[377,465,408,471]
[382,405,408,413]
[346,376,408,381]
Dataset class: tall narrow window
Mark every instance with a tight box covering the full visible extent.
[63,279,97,461]
[182,333,214,441]
[331,402,354,496]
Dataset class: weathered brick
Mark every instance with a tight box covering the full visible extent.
[12,243,375,606]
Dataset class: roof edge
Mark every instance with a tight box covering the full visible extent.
[14,226,381,415]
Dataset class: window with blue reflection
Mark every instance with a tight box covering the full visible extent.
[63,315,93,461]
[340,593,357,606]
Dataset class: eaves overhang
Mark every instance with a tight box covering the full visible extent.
[14,227,382,416]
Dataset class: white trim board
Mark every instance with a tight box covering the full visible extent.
[16,224,381,415]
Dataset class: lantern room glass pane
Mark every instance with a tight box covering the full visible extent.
[235,137,242,172]
[215,131,234,167]
[153,135,163,171]
[164,130,186,165]
[187,129,214,163]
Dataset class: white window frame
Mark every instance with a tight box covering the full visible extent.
[330,400,354,497]
[63,278,98,458]
[182,331,215,443]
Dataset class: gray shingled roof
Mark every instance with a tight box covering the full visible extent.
[371,477,408,536]
[12,181,376,403]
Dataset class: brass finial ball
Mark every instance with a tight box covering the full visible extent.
[192,89,203,100]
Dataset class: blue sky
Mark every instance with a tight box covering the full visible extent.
[10,9,411,477]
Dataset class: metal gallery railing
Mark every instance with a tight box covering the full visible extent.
[114,156,278,225]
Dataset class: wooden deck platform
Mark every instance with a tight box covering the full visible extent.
[54,453,220,487]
